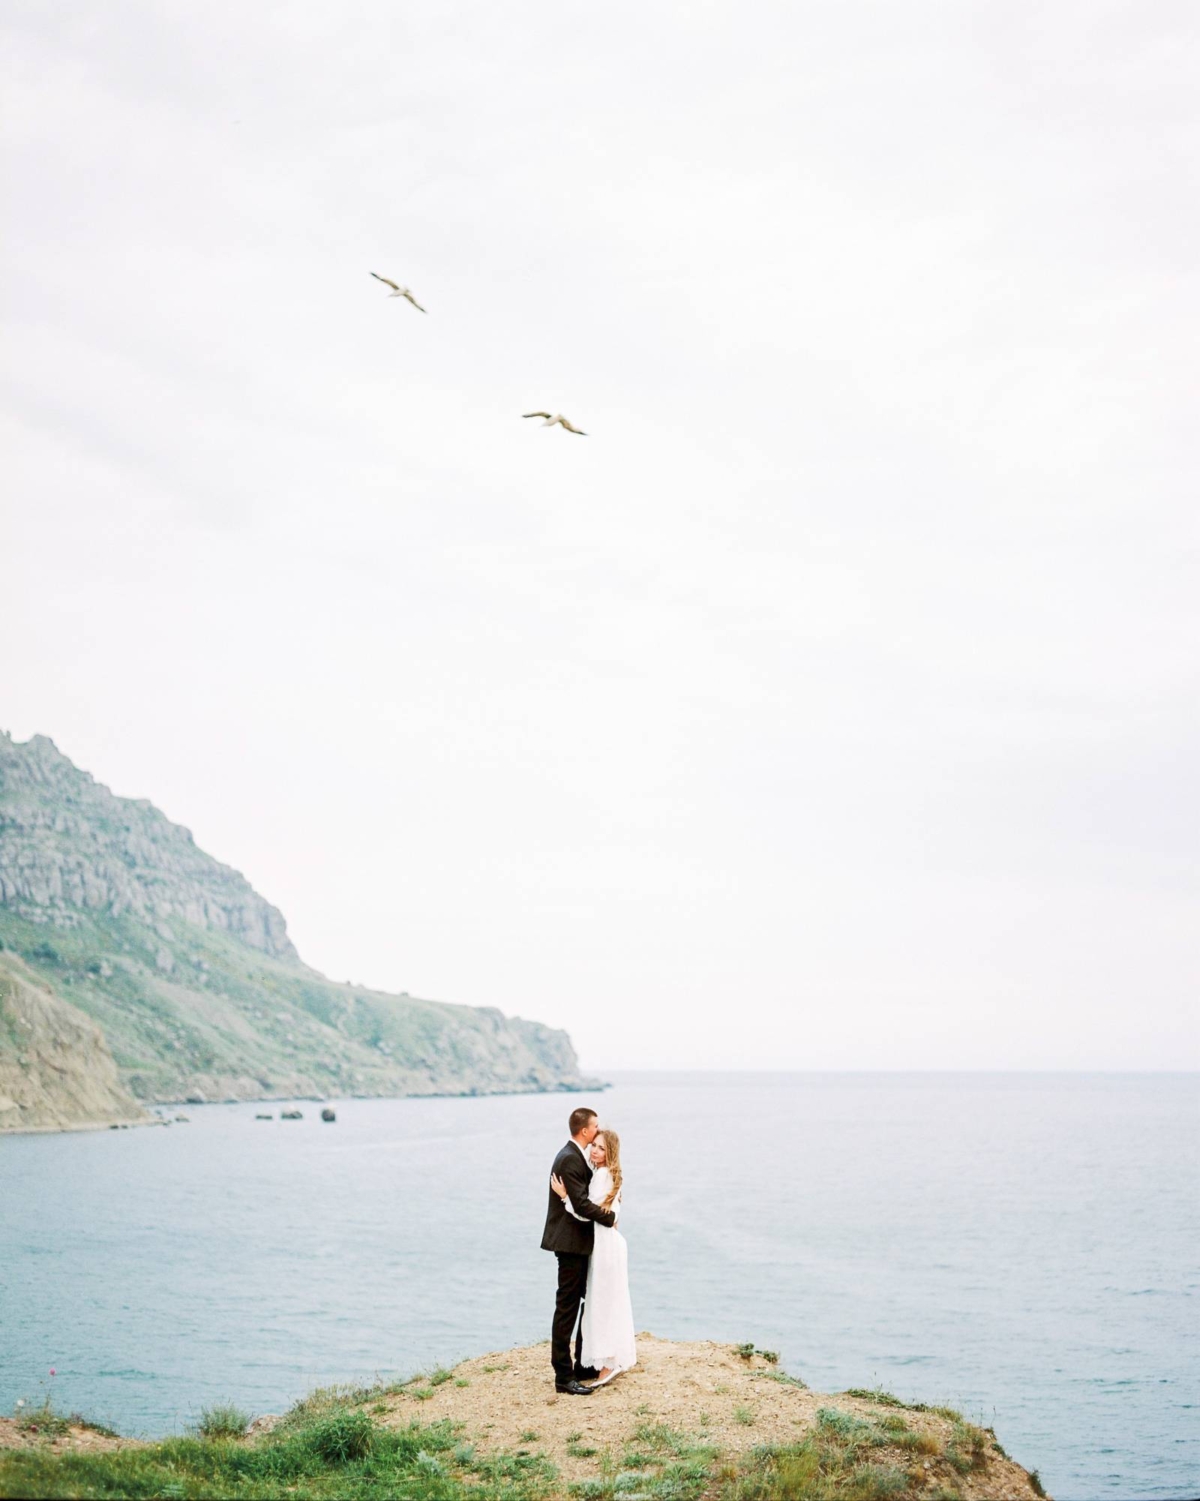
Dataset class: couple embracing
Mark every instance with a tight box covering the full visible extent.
[540,1106,637,1395]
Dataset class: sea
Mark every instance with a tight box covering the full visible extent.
[1,1072,1196,1500]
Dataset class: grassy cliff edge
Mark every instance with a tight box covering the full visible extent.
[0,1337,1049,1500]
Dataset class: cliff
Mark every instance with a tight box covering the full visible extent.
[0,732,598,1119]
[0,734,295,959]
[0,951,151,1131]
[0,1337,1051,1499]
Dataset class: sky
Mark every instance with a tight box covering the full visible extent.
[3,1,1197,1072]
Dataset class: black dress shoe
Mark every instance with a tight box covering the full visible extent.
[574,1365,599,1382]
[555,1380,594,1396]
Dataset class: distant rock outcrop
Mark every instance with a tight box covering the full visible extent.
[0,732,601,1121]
[0,733,295,958]
[0,951,151,1131]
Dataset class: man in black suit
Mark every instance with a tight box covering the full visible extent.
[540,1105,616,1394]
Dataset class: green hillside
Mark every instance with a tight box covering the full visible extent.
[0,732,596,1107]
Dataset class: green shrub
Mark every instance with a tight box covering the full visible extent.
[196,1404,249,1440]
[305,1408,376,1464]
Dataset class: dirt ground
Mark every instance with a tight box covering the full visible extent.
[0,1415,130,1455]
[379,1334,1047,1499]
[0,1337,1048,1498]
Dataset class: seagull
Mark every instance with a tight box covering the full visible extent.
[369,272,426,312]
[523,411,587,435]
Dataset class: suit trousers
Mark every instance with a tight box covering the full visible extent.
[552,1251,590,1384]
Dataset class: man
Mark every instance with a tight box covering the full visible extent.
[541,1106,616,1394]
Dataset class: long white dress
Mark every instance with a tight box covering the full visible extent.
[567,1165,637,1373]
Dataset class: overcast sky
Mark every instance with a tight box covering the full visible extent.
[3,1,1196,1071]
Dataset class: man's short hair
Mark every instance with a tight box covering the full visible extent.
[568,1106,598,1137]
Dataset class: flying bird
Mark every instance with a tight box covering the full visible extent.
[523,412,587,435]
[369,272,426,311]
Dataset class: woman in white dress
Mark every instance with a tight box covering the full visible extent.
[551,1129,636,1386]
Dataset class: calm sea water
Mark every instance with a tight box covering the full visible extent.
[1,1073,1196,1499]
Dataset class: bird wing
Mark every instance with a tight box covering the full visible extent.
[370,272,400,291]
[402,290,427,312]
[523,411,552,419]
[559,418,587,435]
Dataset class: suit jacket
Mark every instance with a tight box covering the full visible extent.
[540,1139,616,1254]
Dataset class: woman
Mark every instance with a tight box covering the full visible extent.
[550,1128,636,1386]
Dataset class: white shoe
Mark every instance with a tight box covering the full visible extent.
[589,1366,622,1388]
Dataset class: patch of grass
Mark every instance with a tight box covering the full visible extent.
[816,1407,873,1441]
[732,1341,779,1365]
[614,1471,657,1494]
[567,1439,599,1458]
[454,1378,470,1388]
[733,1406,755,1426]
[411,1387,436,1401]
[758,1370,808,1390]
[307,1408,376,1463]
[653,1446,719,1499]
[908,1402,964,1422]
[630,1422,691,1457]
[196,1403,250,1440]
[274,1383,371,1432]
[426,1367,454,1388]
[70,1416,120,1440]
[620,1450,657,1468]
[945,1419,989,1474]
[0,1410,564,1501]
[845,1387,905,1407]
[519,1430,540,1443]
[15,1402,71,1439]
[481,1362,510,1374]
[632,1403,650,1417]
[717,1432,912,1501]
[1029,1468,1046,1496]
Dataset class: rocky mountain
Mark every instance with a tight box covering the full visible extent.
[0,732,598,1122]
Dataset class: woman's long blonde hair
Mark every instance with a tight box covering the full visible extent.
[596,1128,623,1212]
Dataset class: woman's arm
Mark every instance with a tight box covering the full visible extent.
[552,1173,587,1221]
